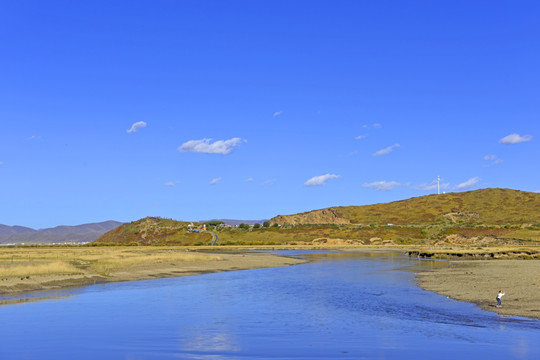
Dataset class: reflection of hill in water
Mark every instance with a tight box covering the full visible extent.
[0,294,75,306]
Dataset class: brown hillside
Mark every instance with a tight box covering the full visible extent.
[95,217,212,245]
[270,188,540,226]
[271,208,351,226]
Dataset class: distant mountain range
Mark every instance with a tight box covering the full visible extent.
[0,221,123,245]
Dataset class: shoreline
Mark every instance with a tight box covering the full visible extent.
[414,259,540,320]
[0,250,307,299]
[2,245,539,321]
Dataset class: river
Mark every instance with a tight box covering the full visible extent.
[0,251,538,359]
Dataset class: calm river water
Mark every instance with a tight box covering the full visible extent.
[0,251,539,359]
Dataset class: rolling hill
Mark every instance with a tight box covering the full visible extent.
[0,225,36,236]
[270,188,540,226]
[95,217,210,245]
[95,188,539,246]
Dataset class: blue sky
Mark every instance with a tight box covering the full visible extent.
[1,1,538,229]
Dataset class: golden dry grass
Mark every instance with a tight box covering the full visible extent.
[274,188,540,225]
[0,246,222,278]
[84,250,222,275]
[0,262,84,277]
[0,246,306,296]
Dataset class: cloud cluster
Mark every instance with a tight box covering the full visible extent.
[273,111,282,117]
[125,120,521,196]
[304,174,340,187]
[127,121,147,133]
[414,180,450,192]
[483,154,503,166]
[499,133,533,144]
[178,138,244,155]
[373,144,400,156]
[362,177,481,193]
[362,181,401,191]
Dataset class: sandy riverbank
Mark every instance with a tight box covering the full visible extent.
[0,249,306,297]
[415,259,540,320]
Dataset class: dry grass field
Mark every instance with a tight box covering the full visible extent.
[0,246,304,296]
[0,246,221,277]
[318,188,540,225]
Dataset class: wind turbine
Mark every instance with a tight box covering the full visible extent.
[437,175,440,195]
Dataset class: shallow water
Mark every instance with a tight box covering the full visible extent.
[0,251,538,359]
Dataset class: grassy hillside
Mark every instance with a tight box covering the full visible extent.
[271,188,540,226]
[95,189,540,246]
[95,217,213,246]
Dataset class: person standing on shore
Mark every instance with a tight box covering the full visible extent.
[496,290,505,307]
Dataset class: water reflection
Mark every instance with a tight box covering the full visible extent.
[0,287,80,306]
[181,332,240,360]
[0,294,74,306]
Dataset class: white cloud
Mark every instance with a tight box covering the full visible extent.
[178,138,244,155]
[454,177,480,190]
[209,177,222,185]
[362,181,401,191]
[373,144,400,156]
[246,178,254,182]
[165,181,180,187]
[483,155,503,166]
[499,133,533,144]
[260,179,277,186]
[414,179,450,192]
[304,174,340,187]
[362,123,381,129]
[127,121,147,133]
[273,111,282,117]
[355,135,367,140]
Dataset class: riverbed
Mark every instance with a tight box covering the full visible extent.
[0,251,538,359]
